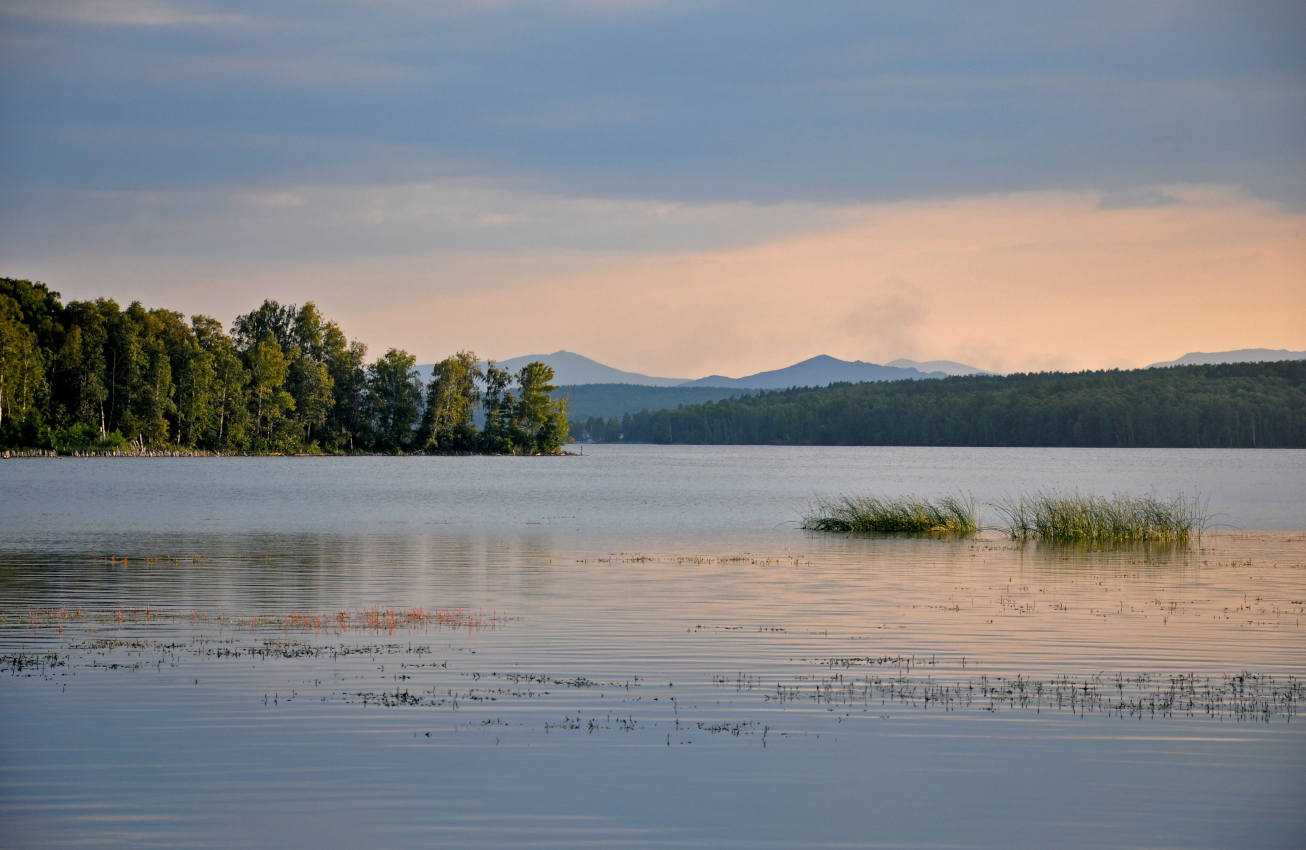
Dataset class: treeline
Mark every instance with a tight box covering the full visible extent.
[574,362,1306,448]
[0,278,567,454]
[558,383,754,427]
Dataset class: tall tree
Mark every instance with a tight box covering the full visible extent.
[0,294,45,434]
[192,315,249,450]
[98,299,139,437]
[247,332,295,450]
[513,361,569,454]
[322,321,368,452]
[52,303,109,434]
[153,308,212,448]
[367,348,421,452]
[231,300,297,353]
[289,349,333,448]
[291,302,326,361]
[479,362,514,453]
[120,303,173,447]
[417,350,482,453]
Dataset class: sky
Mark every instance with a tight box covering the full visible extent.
[1,1,1304,377]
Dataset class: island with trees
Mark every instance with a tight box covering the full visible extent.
[0,278,568,455]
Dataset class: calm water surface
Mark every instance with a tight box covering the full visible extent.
[2,446,1304,848]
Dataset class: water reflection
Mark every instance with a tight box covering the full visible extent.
[2,500,1304,845]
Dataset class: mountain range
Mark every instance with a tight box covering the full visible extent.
[414,347,1303,393]
[472,351,984,389]
[1147,349,1306,368]
[886,357,992,376]
[680,355,952,388]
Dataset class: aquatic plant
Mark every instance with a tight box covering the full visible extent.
[993,492,1205,544]
[802,495,978,535]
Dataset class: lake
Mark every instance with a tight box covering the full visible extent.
[2,446,1304,848]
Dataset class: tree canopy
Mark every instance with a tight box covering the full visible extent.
[573,362,1306,449]
[0,278,569,455]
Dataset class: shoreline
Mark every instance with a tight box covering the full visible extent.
[1,449,580,459]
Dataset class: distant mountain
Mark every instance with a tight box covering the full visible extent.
[678,354,945,389]
[886,357,992,376]
[496,351,688,385]
[416,350,688,388]
[1148,348,1306,368]
[414,351,972,392]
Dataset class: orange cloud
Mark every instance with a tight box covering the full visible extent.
[350,185,1305,376]
[53,184,1300,377]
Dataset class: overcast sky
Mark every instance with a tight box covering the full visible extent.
[2,1,1304,375]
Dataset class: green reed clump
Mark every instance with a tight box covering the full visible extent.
[803,495,978,535]
[993,492,1204,544]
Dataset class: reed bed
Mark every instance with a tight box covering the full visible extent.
[993,492,1204,544]
[802,495,978,535]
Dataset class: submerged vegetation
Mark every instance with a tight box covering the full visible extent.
[806,492,1204,544]
[0,278,567,455]
[803,495,978,535]
[994,493,1205,545]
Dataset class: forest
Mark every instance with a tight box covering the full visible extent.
[0,278,568,455]
[573,361,1306,448]
[557,383,754,424]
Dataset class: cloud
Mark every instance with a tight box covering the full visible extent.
[236,191,306,209]
[0,177,859,263]
[14,184,1300,377]
[1096,188,1183,210]
[2,2,1302,205]
[1,0,255,29]
[2,4,1303,379]
[361,185,1304,376]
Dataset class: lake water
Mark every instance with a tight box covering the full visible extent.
[2,446,1304,848]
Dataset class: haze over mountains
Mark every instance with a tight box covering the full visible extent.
[1147,349,1306,369]
[415,348,1303,394]
[680,355,952,388]
[496,351,687,386]
[489,351,984,389]
[886,358,991,377]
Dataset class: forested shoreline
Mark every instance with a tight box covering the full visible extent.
[6,277,1303,454]
[0,279,568,455]
[575,362,1306,448]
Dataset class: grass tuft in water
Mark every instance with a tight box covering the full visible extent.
[993,492,1204,544]
[803,495,978,535]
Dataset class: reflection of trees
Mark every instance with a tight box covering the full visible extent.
[0,532,563,613]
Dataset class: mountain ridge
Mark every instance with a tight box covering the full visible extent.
[678,354,948,389]
[887,357,992,376]
[416,350,981,389]
[416,348,1306,391]
[1147,348,1306,368]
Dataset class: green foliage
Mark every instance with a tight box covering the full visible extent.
[49,424,129,453]
[247,332,294,450]
[0,293,47,433]
[806,491,1203,544]
[589,363,1306,448]
[803,495,978,535]
[231,300,298,353]
[482,362,568,454]
[367,348,422,452]
[321,323,367,452]
[417,350,482,453]
[513,361,569,454]
[562,384,753,438]
[994,493,1203,544]
[0,277,569,456]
